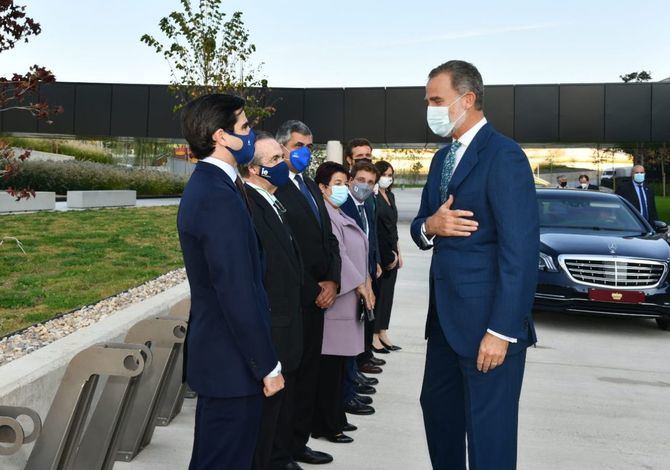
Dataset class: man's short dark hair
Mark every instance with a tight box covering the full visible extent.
[428,60,484,111]
[315,161,348,187]
[345,138,373,158]
[350,161,379,182]
[181,94,245,159]
[579,174,590,181]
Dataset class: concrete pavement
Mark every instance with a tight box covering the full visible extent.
[115,222,670,470]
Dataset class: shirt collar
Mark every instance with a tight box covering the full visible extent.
[289,170,302,181]
[454,117,487,149]
[202,156,238,183]
[246,180,277,203]
[348,189,364,206]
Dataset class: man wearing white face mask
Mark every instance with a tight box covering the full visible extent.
[616,164,658,223]
[411,60,539,470]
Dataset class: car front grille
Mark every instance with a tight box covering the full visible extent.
[558,255,667,289]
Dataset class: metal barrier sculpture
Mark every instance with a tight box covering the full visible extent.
[114,315,187,462]
[24,343,146,470]
[155,298,191,426]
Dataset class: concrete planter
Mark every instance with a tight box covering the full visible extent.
[0,192,56,213]
[66,190,137,209]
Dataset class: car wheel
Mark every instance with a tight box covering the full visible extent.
[656,318,670,331]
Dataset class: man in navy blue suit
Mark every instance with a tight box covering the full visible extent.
[177,94,285,470]
[411,61,539,470]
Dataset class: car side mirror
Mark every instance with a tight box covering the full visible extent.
[653,220,668,233]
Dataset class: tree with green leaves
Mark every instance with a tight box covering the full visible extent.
[141,0,273,123]
[619,71,652,83]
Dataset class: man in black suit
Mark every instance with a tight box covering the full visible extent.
[274,120,341,466]
[242,132,305,470]
[616,165,658,223]
[577,174,599,190]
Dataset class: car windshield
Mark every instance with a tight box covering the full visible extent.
[538,194,648,234]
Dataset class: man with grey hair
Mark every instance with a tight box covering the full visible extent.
[241,132,304,470]
[274,121,341,466]
[411,60,539,469]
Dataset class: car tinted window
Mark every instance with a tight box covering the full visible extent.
[538,196,647,233]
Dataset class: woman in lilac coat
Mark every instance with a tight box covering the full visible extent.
[311,161,375,444]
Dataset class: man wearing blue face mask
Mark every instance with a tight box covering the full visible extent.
[616,164,658,223]
[177,94,284,470]
[274,120,342,466]
[240,132,305,470]
[411,61,539,470]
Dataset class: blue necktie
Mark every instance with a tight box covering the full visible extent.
[636,183,648,220]
[295,174,321,225]
[440,141,462,203]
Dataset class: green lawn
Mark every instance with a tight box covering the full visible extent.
[656,197,670,223]
[0,206,183,337]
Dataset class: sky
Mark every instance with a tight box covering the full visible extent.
[3,0,669,88]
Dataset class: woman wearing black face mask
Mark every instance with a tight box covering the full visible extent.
[372,160,402,352]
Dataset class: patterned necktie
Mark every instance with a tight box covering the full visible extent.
[440,141,462,204]
[357,205,368,234]
[295,174,321,225]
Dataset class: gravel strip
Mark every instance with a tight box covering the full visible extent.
[0,268,187,367]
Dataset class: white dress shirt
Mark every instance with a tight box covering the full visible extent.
[419,118,517,344]
[202,156,238,183]
[350,192,370,236]
[202,157,283,377]
[246,181,282,220]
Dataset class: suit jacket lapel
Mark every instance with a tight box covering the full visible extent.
[446,125,490,194]
[284,180,322,231]
[248,187,302,279]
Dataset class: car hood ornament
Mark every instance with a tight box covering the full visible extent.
[608,241,617,254]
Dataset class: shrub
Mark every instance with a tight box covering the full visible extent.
[0,136,114,164]
[2,160,187,196]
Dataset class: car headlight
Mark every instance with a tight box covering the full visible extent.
[539,252,558,272]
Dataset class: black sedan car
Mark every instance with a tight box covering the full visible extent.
[534,189,670,330]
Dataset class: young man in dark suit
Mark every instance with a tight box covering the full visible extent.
[615,165,658,223]
[411,61,539,470]
[274,120,341,466]
[177,94,284,470]
[241,132,305,470]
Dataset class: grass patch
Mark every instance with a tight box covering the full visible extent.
[0,206,183,336]
[655,196,670,222]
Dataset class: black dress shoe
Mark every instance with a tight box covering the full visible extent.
[381,340,402,351]
[354,394,373,405]
[312,433,354,443]
[343,422,358,432]
[355,383,376,395]
[371,345,390,354]
[281,462,303,470]
[344,399,375,415]
[359,363,383,374]
[355,371,379,386]
[368,356,386,366]
[294,447,333,465]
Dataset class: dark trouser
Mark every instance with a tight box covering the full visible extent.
[374,268,398,332]
[189,393,263,470]
[253,372,296,470]
[420,317,526,470]
[342,358,357,402]
[312,354,347,437]
[357,276,379,365]
[291,302,325,457]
